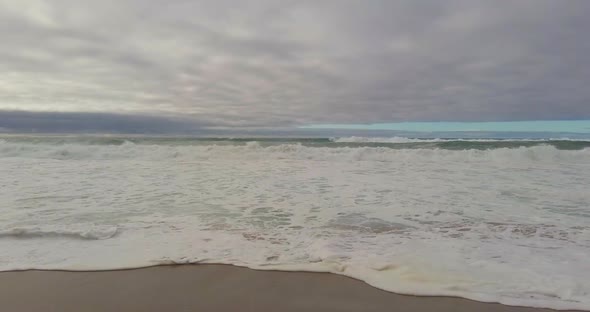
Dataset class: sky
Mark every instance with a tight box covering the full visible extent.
[0,0,589,134]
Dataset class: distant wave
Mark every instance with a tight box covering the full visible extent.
[330,136,590,143]
[1,140,589,163]
[0,140,589,162]
[331,136,441,143]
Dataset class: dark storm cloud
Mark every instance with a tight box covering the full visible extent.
[0,110,207,133]
[0,0,589,130]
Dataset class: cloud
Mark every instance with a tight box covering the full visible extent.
[0,0,589,130]
[0,110,208,133]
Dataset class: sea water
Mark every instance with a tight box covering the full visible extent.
[0,136,589,310]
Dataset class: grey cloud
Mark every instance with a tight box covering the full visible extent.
[0,0,589,131]
[0,110,207,134]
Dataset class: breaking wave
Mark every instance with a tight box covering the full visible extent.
[330,136,589,143]
[0,140,589,163]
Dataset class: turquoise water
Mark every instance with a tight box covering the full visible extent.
[303,120,590,133]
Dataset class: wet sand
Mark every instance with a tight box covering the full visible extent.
[0,264,581,312]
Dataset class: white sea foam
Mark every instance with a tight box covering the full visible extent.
[0,225,118,240]
[1,140,589,310]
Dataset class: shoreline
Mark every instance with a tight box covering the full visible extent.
[0,264,583,312]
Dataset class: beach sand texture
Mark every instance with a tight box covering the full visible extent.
[0,264,582,312]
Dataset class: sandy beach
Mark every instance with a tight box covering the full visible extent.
[0,264,581,312]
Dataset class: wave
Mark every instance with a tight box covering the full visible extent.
[2,138,590,310]
[331,136,443,143]
[1,140,589,163]
[0,226,118,240]
[330,136,590,143]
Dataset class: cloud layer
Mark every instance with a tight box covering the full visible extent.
[1,0,589,129]
[0,110,207,134]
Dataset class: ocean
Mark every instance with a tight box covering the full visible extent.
[1,136,589,310]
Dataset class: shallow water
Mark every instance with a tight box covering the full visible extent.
[1,136,589,310]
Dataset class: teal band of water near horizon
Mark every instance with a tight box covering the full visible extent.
[301,120,590,133]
